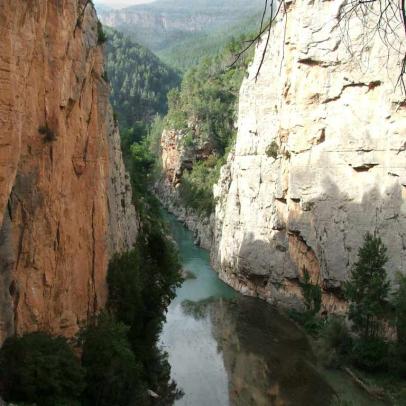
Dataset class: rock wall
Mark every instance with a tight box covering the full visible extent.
[0,0,138,344]
[156,128,213,249]
[213,0,406,311]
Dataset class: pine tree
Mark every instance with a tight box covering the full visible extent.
[344,233,390,340]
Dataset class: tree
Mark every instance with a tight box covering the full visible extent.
[344,233,390,340]
[391,273,406,376]
[79,313,142,406]
[0,332,85,406]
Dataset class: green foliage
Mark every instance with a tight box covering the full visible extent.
[351,338,388,372]
[0,332,84,406]
[165,89,187,130]
[161,36,252,215]
[105,27,180,129]
[390,274,406,377]
[148,115,165,159]
[97,21,107,44]
[317,317,353,368]
[108,229,181,348]
[266,141,279,159]
[344,233,390,340]
[288,309,325,336]
[394,273,406,345]
[301,270,322,315]
[80,314,141,406]
[98,0,265,71]
[288,271,323,336]
[38,125,57,142]
[179,158,224,216]
[157,16,261,72]
[165,36,252,154]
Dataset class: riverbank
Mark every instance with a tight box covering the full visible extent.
[160,211,384,406]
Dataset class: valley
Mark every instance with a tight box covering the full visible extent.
[0,0,405,405]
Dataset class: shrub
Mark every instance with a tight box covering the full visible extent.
[79,313,141,406]
[179,158,223,215]
[318,317,353,368]
[344,233,390,340]
[390,274,406,377]
[0,332,84,406]
[107,249,143,328]
[301,269,322,315]
[181,132,195,148]
[351,338,388,372]
[97,21,107,45]
[38,125,57,142]
[266,141,279,159]
[288,309,324,336]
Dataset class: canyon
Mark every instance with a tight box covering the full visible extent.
[0,0,137,345]
[159,0,406,312]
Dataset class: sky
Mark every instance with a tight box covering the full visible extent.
[94,0,156,8]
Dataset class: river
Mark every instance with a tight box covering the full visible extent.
[160,212,385,406]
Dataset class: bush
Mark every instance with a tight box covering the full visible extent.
[266,141,279,159]
[318,317,353,368]
[288,270,323,336]
[38,125,57,142]
[351,338,388,372]
[391,274,406,377]
[0,332,84,406]
[179,158,223,215]
[301,270,322,315]
[97,21,107,44]
[107,250,143,328]
[79,313,141,406]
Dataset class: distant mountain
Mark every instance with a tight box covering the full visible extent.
[105,27,180,128]
[98,0,265,70]
[94,0,156,10]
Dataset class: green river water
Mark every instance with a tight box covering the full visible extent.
[160,212,386,406]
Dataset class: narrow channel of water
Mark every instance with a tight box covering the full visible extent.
[160,212,384,406]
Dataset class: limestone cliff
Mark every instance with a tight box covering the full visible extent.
[0,0,138,344]
[156,129,214,249]
[213,0,406,311]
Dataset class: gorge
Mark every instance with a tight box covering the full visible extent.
[0,0,405,404]
[158,0,406,314]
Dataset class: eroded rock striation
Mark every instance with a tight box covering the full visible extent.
[0,0,138,344]
[213,0,406,311]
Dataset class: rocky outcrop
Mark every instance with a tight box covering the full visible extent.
[213,0,406,311]
[156,129,213,249]
[0,0,138,344]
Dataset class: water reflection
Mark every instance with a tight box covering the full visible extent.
[210,297,334,406]
[160,212,338,405]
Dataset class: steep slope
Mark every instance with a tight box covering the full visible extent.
[213,0,406,311]
[97,0,265,70]
[156,38,253,249]
[0,0,137,344]
[105,27,180,128]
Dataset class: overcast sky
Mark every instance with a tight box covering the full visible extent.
[94,0,156,9]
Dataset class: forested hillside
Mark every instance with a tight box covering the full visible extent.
[98,0,265,70]
[157,36,254,215]
[105,27,180,128]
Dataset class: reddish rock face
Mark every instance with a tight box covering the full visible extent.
[0,1,138,344]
